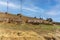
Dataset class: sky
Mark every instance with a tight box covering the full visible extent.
[0,0,60,22]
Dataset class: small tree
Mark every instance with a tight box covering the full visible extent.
[39,17,43,20]
[34,16,36,18]
[17,14,22,17]
[46,18,53,22]
[5,12,8,14]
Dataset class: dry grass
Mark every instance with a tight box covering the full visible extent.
[0,12,60,40]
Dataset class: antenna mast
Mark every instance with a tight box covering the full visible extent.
[7,0,8,13]
[20,0,22,13]
[5,0,8,14]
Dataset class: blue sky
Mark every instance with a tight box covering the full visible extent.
[0,0,60,22]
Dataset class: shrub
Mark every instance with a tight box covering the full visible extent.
[46,18,53,22]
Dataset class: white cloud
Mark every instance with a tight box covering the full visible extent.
[46,3,60,16]
[23,7,36,12]
[0,1,20,9]
[55,0,60,3]
[22,6,44,13]
[22,0,45,13]
[0,1,44,13]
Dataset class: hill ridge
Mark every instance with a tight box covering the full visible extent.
[0,12,53,25]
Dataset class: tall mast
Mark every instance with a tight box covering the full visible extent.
[5,0,8,14]
[20,0,22,13]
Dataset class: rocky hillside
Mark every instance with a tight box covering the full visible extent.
[0,12,53,25]
[0,12,59,40]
